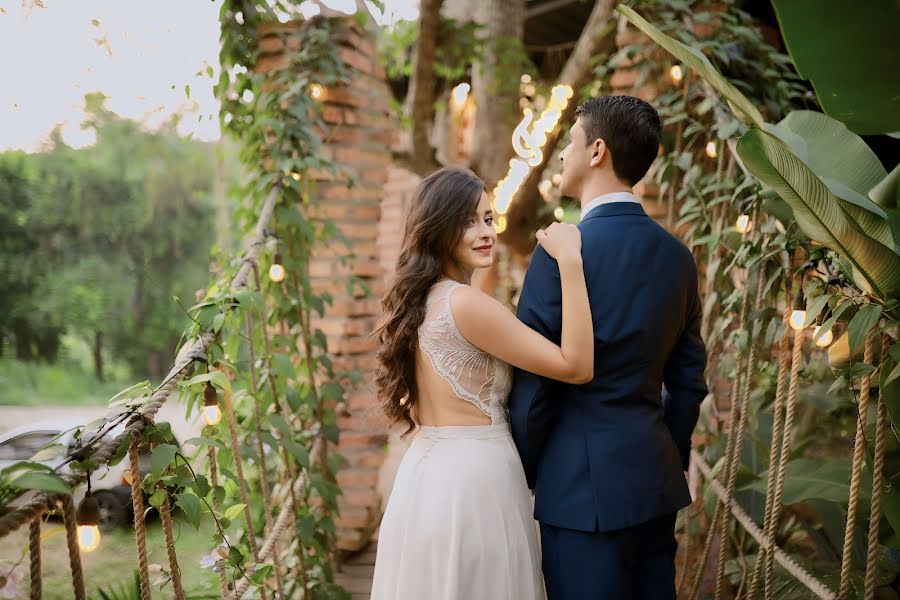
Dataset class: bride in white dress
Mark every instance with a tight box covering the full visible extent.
[371,167,593,599]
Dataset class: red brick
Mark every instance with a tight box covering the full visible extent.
[334,336,378,355]
[335,505,373,529]
[347,391,379,411]
[337,468,379,488]
[610,70,639,90]
[321,106,344,125]
[339,47,375,75]
[326,88,368,108]
[258,36,284,54]
[255,54,287,74]
[340,432,388,449]
[342,487,381,508]
[358,450,386,468]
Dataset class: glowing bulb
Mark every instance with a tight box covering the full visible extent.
[551,173,562,186]
[203,404,222,426]
[520,74,532,84]
[705,141,718,159]
[495,216,507,234]
[554,207,565,221]
[539,180,553,199]
[735,214,752,233]
[524,83,536,97]
[123,469,132,485]
[78,525,101,553]
[814,325,833,348]
[451,83,470,106]
[309,84,324,100]
[669,64,684,84]
[789,310,807,331]
[269,263,285,283]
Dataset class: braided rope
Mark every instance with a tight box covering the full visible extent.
[840,332,875,598]
[864,337,890,600]
[29,517,41,600]
[245,311,284,600]
[158,490,185,600]
[222,387,263,568]
[747,277,793,598]
[716,254,766,599]
[207,445,230,596]
[230,437,323,600]
[693,450,837,599]
[128,436,152,600]
[765,322,805,597]
[61,495,86,600]
[688,502,722,600]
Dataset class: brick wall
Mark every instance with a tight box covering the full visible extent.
[257,18,401,553]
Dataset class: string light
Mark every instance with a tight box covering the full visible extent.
[705,141,718,159]
[538,180,552,199]
[735,214,752,233]
[789,289,807,331]
[551,173,562,186]
[203,381,222,426]
[669,64,684,85]
[493,84,574,217]
[309,83,324,100]
[814,325,834,348]
[451,83,470,107]
[554,207,565,221]
[76,493,102,553]
[495,216,508,234]
[268,252,286,283]
[520,74,532,84]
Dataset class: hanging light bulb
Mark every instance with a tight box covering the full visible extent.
[735,214,753,234]
[76,493,102,553]
[309,83,324,100]
[268,252,286,283]
[202,382,222,426]
[451,82,470,107]
[495,216,508,234]
[813,325,833,348]
[705,141,718,159]
[551,173,562,186]
[520,74,532,84]
[789,289,807,331]
[554,207,565,221]
[668,64,684,85]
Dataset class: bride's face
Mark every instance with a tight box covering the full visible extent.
[450,191,496,272]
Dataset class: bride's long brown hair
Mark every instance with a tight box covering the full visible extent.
[375,167,485,434]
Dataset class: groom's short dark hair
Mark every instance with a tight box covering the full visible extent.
[575,96,661,186]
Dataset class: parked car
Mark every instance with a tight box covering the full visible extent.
[0,418,162,530]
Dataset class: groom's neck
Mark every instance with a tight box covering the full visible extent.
[579,178,633,208]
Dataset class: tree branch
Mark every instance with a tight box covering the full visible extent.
[405,0,444,176]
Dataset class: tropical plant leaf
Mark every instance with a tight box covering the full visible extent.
[616,5,765,128]
[771,0,900,135]
[736,129,900,301]
[767,111,895,250]
[743,458,869,505]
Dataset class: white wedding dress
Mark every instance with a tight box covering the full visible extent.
[371,280,545,600]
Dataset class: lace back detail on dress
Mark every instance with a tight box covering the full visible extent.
[418,280,511,425]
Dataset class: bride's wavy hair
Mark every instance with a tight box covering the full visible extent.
[375,167,485,435]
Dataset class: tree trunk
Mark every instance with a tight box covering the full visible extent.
[468,0,526,188]
[501,0,619,255]
[93,330,104,383]
[405,0,444,176]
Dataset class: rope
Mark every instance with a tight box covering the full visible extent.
[222,387,263,569]
[128,436,152,600]
[693,450,837,599]
[61,495,86,600]
[688,502,722,600]
[207,445,230,597]
[864,337,890,600]
[158,489,186,600]
[230,436,324,600]
[716,233,766,599]
[747,276,793,598]
[0,188,280,539]
[245,310,284,600]
[839,332,875,598]
[765,320,805,597]
[29,517,41,600]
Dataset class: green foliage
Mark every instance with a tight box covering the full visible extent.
[771,0,900,135]
[380,17,485,82]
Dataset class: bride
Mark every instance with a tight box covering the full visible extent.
[370,166,593,599]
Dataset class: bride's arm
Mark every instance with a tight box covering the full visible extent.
[452,224,593,384]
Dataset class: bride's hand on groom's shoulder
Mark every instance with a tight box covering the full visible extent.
[536,222,581,264]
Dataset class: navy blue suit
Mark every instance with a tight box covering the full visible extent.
[509,202,708,599]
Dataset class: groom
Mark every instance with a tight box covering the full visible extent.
[509,96,708,599]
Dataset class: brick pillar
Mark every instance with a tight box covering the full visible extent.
[257,18,396,552]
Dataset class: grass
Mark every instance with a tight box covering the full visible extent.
[0,358,134,407]
[0,518,221,599]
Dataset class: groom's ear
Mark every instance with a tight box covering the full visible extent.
[589,139,606,168]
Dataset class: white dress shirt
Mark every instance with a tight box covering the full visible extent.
[580,191,639,221]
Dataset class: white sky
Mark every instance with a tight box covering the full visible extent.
[0,0,418,152]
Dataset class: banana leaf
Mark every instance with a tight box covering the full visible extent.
[736,129,900,302]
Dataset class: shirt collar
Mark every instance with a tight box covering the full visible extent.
[580,191,639,221]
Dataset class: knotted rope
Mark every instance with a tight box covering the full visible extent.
[128,435,152,600]
[864,336,890,600]
[29,517,41,600]
[60,495,86,600]
[158,488,185,600]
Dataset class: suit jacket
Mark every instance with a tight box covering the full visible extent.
[508,202,708,533]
